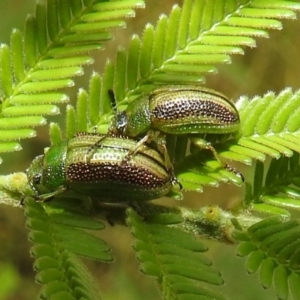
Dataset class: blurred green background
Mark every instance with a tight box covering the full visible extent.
[0,1,300,299]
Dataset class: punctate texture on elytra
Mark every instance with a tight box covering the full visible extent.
[26,132,175,201]
[113,85,240,137]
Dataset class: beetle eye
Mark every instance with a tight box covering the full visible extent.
[116,112,127,134]
[33,174,42,185]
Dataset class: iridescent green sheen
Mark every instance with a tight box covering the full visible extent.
[112,86,240,137]
[27,132,176,201]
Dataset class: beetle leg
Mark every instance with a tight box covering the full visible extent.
[121,131,156,164]
[157,134,182,190]
[85,135,107,162]
[190,136,244,181]
[189,136,223,165]
[35,186,67,202]
[121,134,151,164]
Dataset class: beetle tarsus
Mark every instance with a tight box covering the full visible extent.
[224,164,244,182]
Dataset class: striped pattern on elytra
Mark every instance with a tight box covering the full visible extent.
[26,132,181,202]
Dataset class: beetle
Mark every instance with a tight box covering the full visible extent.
[109,86,240,169]
[112,86,240,136]
[26,132,181,202]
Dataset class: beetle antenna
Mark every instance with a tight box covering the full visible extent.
[108,89,118,114]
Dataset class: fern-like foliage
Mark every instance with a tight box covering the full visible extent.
[85,0,300,192]
[234,216,300,300]
[127,208,229,300]
[0,0,144,160]
[94,0,300,110]
[174,87,300,192]
[52,0,296,122]
[176,149,244,192]
[241,152,300,218]
[214,89,300,165]
[1,1,300,299]
[24,197,113,299]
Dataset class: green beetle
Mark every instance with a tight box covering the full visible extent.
[112,86,240,137]
[109,85,240,169]
[27,132,180,202]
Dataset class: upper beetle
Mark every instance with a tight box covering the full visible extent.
[109,85,241,172]
[112,85,240,138]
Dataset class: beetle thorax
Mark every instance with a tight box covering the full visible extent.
[42,143,67,191]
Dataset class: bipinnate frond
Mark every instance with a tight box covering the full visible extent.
[89,0,300,191]
[242,152,300,217]
[176,149,244,193]
[127,208,229,300]
[234,216,300,300]
[0,0,145,159]
[96,0,300,109]
[179,88,300,193]
[216,89,300,165]
[24,197,113,298]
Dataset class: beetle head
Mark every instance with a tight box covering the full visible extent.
[115,111,128,135]
[26,155,46,196]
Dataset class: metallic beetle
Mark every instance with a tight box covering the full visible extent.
[109,86,241,173]
[111,85,240,138]
[27,132,179,202]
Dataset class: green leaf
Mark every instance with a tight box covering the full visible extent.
[216,89,300,165]
[237,241,256,257]
[127,208,227,299]
[66,105,76,140]
[17,80,74,93]
[24,197,106,299]
[0,0,146,159]
[235,217,300,299]
[239,8,296,19]
[58,0,71,30]
[246,151,300,215]
[262,196,300,210]
[10,93,69,105]
[49,123,63,145]
[114,47,127,102]
[274,266,288,300]
[127,35,141,89]
[246,250,265,274]
[36,2,47,54]
[260,258,275,289]
[164,5,180,60]
[24,15,36,67]
[100,61,115,117]
[252,203,290,218]
[47,0,59,42]
[0,116,45,128]
[0,129,36,140]
[253,161,264,198]
[53,224,112,262]
[10,29,25,82]
[76,89,88,132]
[289,272,300,300]
[29,67,83,80]
[88,72,101,126]
[140,24,154,78]
[0,45,13,97]
[3,105,60,116]
[48,209,105,230]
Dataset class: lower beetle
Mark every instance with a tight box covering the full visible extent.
[26,132,180,202]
